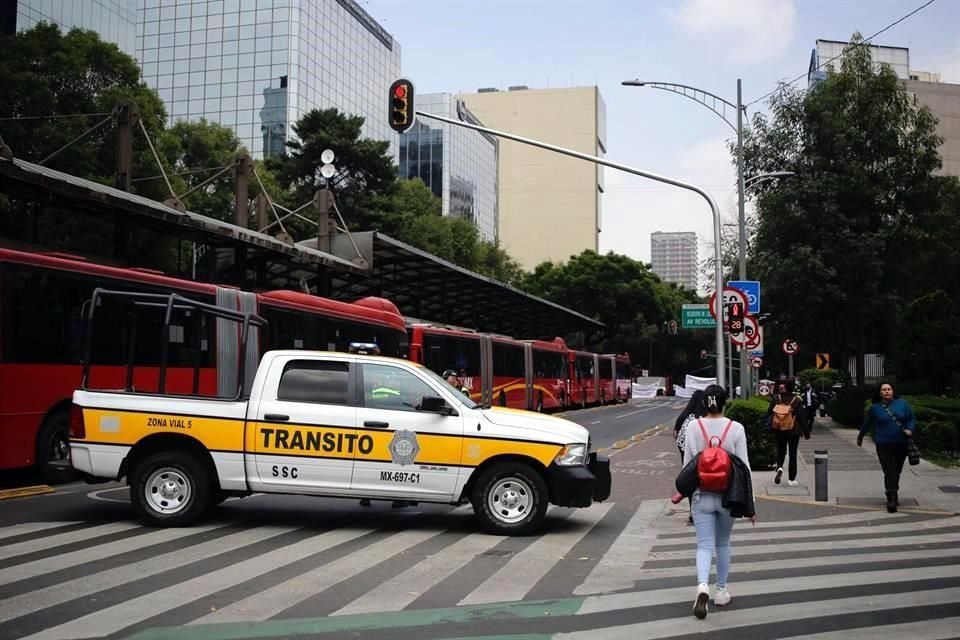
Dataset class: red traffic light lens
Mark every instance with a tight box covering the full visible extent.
[394,84,408,99]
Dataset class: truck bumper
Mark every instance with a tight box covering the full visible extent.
[547,453,611,507]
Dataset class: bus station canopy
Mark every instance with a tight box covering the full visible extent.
[0,157,603,339]
[309,232,604,339]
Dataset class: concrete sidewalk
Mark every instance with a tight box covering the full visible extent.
[752,416,960,515]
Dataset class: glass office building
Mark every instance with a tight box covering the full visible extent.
[4,0,137,56]
[398,93,498,242]
[136,0,401,158]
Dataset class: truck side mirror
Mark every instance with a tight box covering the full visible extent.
[420,395,456,415]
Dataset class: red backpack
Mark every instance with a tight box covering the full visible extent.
[696,419,734,493]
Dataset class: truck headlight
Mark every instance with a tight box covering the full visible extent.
[555,443,587,466]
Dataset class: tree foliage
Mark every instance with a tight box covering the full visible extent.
[0,23,174,264]
[741,33,955,388]
[268,108,398,235]
[522,250,706,378]
[158,119,242,222]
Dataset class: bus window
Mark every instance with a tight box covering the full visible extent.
[533,349,565,379]
[423,334,481,378]
[493,342,524,378]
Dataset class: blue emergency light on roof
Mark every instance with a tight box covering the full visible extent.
[348,342,381,355]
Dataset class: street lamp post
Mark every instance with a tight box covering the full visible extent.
[415,109,728,389]
[622,80,795,397]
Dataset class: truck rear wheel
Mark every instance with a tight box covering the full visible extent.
[130,452,211,527]
[37,411,75,484]
[471,462,548,536]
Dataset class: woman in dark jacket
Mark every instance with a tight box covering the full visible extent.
[857,382,917,513]
[674,390,707,464]
[673,390,706,524]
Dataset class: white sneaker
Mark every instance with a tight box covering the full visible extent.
[714,586,732,606]
[774,467,783,484]
[693,582,709,619]
[787,479,799,487]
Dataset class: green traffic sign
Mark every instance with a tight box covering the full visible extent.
[681,304,717,329]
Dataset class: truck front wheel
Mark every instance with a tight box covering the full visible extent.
[471,462,548,536]
[130,452,211,527]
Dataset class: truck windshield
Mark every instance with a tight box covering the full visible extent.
[418,366,480,409]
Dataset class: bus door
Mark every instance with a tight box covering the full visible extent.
[523,343,534,411]
[480,334,493,407]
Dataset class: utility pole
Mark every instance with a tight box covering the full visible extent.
[736,79,749,398]
[234,153,252,228]
[113,100,139,262]
[113,100,140,192]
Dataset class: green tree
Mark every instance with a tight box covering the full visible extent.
[0,24,174,266]
[269,108,398,235]
[741,34,944,385]
[523,250,704,376]
[155,119,242,222]
[475,241,525,286]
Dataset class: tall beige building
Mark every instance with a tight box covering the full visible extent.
[460,86,605,270]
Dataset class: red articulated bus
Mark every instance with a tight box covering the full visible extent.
[0,249,407,476]
[408,325,573,412]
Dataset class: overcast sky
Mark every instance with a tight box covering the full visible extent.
[363,0,960,271]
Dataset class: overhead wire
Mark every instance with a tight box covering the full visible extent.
[0,112,112,121]
[745,0,938,108]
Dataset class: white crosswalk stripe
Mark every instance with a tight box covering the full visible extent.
[0,501,958,640]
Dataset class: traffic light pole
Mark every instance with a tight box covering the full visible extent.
[416,110,727,388]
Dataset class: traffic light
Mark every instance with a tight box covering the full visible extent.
[388,78,415,133]
[727,302,745,336]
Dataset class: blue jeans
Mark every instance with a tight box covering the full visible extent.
[692,490,735,586]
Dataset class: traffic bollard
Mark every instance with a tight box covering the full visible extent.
[814,450,828,502]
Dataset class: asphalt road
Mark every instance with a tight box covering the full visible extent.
[2,406,959,640]
[562,396,689,451]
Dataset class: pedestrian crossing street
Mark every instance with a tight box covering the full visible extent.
[1,501,959,640]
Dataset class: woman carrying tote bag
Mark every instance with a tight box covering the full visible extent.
[857,382,919,513]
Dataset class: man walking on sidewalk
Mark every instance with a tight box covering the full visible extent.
[801,383,818,434]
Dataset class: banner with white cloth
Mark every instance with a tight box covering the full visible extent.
[674,385,692,398]
[684,375,716,391]
[631,383,660,398]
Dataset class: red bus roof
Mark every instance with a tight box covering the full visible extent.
[408,324,482,338]
[258,290,406,332]
[0,248,219,295]
[529,338,567,352]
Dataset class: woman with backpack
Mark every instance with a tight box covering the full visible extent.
[857,382,918,513]
[682,385,753,619]
[767,381,807,486]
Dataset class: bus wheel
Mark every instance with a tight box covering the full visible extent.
[37,411,74,484]
[130,451,211,527]
[471,462,548,536]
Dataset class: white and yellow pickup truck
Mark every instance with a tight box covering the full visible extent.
[70,350,611,535]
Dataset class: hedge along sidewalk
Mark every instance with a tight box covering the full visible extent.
[757,417,960,514]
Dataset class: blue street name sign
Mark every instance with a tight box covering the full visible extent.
[728,280,760,315]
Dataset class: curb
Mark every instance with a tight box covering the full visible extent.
[756,494,956,516]
[0,485,54,500]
